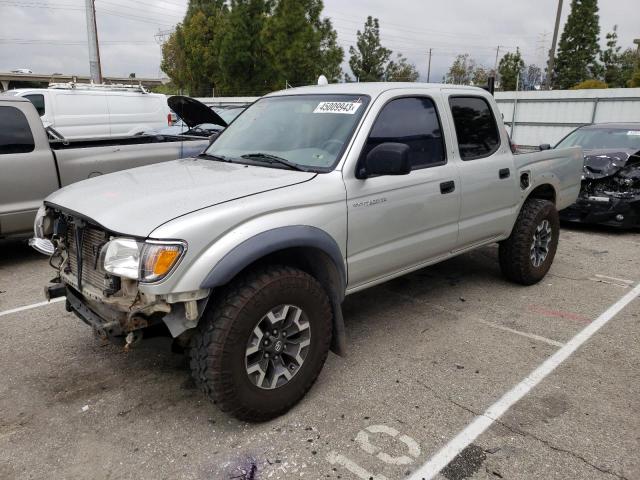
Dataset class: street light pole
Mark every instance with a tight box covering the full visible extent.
[427,48,432,82]
[85,0,102,84]
[546,0,563,89]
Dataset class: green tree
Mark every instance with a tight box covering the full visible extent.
[619,48,639,87]
[218,0,272,95]
[570,79,608,89]
[160,1,227,96]
[553,0,601,89]
[347,17,391,82]
[471,65,489,86]
[160,26,188,92]
[263,0,343,88]
[385,53,419,82]
[498,49,524,91]
[600,25,624,87]
[445,54,475,84]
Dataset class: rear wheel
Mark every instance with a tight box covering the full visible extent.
[499,199,559,285]
[189,265,332,422]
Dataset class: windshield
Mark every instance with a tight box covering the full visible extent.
[205,94,369,171]
[215,107,245,123]
[556,126,640,151]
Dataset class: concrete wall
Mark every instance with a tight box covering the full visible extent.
[495,88,640,147]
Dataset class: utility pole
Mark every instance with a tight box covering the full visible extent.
[546,0,564,90]
[85,0,102,84]
[427,48,432,82]
[494,45,501,73]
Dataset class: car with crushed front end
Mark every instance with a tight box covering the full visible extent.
[34,82,583,421]
[556,123,640,228]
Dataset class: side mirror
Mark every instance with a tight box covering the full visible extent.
[358,142,411,178]
[539,144,551,151]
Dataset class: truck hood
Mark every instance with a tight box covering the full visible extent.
[45,158,316,237]
[582,148,640,179]
[168,96,227,128]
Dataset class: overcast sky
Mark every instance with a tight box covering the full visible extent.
[0,0,638,84]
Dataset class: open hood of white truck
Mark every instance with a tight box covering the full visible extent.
[45,158,316,237]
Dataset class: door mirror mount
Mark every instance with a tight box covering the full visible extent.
[539,143,551,151]
[358,142,411,179]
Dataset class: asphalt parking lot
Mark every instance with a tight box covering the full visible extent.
[1,224,639,480]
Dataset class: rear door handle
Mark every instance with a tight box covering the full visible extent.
[499,168,510,179]
[440,180,455,194]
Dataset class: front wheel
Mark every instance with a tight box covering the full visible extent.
[499,199,560,285]
[189,265,332,422]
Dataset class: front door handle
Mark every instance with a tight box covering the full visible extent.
[440,180,455,194]
[499,168,510,179]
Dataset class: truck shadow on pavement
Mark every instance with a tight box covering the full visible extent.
[0,238,43,266]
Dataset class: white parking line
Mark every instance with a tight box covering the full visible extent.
[594,274,634,284]
[408,282,640,480]
[0,297,65,318]
[475,319,564,348]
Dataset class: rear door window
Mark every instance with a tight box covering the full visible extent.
[0,106,35,154]
[449,96,501,160]
[24,94,45,116]
[363,96,446,169]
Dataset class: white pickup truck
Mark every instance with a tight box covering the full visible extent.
[36,83,582,421]
[0,96,211,238]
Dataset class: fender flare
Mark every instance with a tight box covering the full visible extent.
[200,225,346,292]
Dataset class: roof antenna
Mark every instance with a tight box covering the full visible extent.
[317,75,328,86]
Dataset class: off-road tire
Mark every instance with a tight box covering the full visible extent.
[499,199,559,285]
[189,265,332,422]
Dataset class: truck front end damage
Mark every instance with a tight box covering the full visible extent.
[39,206,208,347]
[560,150,640,228]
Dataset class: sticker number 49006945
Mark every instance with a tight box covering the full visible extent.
[314,101,362,114]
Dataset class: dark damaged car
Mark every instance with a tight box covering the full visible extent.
[557,123,640,228]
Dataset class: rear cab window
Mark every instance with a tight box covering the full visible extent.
[449,96,501,160]
[24,94,45,116]
[362,96,446,170]
[0,106,35,154]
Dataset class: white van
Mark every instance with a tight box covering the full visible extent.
[6,84,171,139]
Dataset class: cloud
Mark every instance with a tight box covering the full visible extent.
[0,0,637,83]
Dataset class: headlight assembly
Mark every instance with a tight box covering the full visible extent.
[103,238,141,279]
[102,238,186,282]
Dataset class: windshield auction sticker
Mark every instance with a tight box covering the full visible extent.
[313,101,362,114]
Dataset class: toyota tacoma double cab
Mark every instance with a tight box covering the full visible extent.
[35,83,583,421]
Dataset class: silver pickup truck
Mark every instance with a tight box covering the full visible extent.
[0,96,210,238]
[35,83,582,421]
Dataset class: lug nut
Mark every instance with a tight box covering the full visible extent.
[273,329,278,335]
[265,353,270,358]
[264,339,269,346]
[282,331,287,337]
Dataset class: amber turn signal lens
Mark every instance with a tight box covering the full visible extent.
[140,242,185,282]
[153,249,180,275]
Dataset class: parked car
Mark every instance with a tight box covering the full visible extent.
[557,123,640,228]
[35,83,582,421]
[3,83,171,139]
[0,96,210,239]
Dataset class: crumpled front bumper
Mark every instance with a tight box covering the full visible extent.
[59,285,157,339]
[560,195,640,228]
